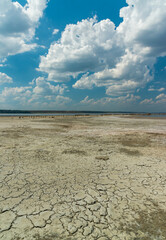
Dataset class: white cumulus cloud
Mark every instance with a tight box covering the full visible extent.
[148,87,165,92]
[0,0,48,59]
[0,72,13,84]
[156,93,166,100]
[156,93,166,104]
[140,98,154,104]
[39,16,118,82]
[140,93,166,105]
[81,94,140,106]
[0,77,69,109]
[32,77,65,96]
[52,29,59,35]
[38,0,166,97]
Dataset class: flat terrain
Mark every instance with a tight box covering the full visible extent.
[0,115,166,240]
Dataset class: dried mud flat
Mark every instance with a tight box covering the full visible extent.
[0,115,166,240]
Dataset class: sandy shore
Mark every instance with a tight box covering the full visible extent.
[0,115,166,240]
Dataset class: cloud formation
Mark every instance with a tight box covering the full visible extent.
[52,29,59,35]
[148,87,165,92]
[0,0,48,59]
[39,16,118,82]
[140,93,166,105]
[81,94,140,106]
[0,77,70,109]
[155,93,166,104]
[29,77,67,103]
[0,72,13,85]
[39,0,166,97]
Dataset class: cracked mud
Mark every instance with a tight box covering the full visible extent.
[0,115,166,240]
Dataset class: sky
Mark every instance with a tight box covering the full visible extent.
[0,0,166,112]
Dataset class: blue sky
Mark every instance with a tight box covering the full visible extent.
[0,0,166,112]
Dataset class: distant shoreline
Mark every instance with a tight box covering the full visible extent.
[0,111,166,119]
[0,110,166,115]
